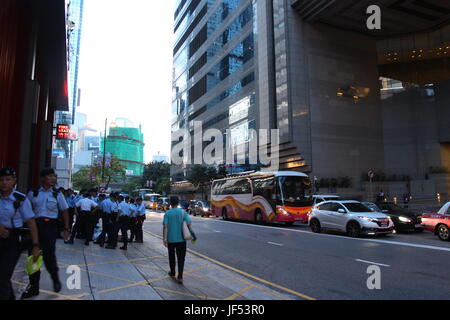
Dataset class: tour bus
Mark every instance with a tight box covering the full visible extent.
[211,171,313,225]
[142,193,160,210]
[131,189,154,199]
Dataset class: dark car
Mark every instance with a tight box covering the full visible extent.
[188,200,197,215]
[364,202,423,232]
[194,201,211,217]
[178,200,190,211]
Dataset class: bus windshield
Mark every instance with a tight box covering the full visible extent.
[277,176,311,205]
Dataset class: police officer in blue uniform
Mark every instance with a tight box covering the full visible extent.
[21,168,70,299]
[0,168,40,300]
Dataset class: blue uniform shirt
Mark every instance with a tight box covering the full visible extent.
[65,195,75,208]
[0,190,36,228]
[163,208,191,243]
[136,204,146,217]
[101,198,113,214]
[27,187,69,219]
[129,204,137,218]
[111,201,119,214]
[118,201,130,217]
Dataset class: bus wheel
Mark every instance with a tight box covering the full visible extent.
[222,208,228,220]
[255,210,263,225]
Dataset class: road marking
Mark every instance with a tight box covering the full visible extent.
[268,241,284,247]
[214,230,222,233]
[210,219,450,253]
[144,230,315,300]
[355,259,391,267]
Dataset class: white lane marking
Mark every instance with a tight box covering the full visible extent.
[355,259,391,267]
[211,219,450,253]
[268,242,284,247]
[213,230,222,233]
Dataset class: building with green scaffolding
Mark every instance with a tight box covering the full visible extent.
[101,125,145,177]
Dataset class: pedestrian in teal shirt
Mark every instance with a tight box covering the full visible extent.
[163,197,191,284]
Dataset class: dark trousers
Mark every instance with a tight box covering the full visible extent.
[70,211,94,242]
[106,213,118,245]
[0,232,20,300]
[129,218,138,242]
[29,219,59,286]
[135,216,145,242]
[168,242,187,279]
[68,207,75,232]
[97,212,109,244]
[112,216,129,248]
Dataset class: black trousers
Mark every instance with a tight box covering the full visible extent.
[106,213,118,245]
[112,216,129,248]
[70,211,95,242]
[168,242,187,279]
[129,218,138,241]
[29,219,59,286]
[135,216,145,242]
[0,231,20,300]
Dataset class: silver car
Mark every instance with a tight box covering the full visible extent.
[308,200,394,237]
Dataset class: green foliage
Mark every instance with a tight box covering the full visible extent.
[71,155,126,190]
[142,161,171,195]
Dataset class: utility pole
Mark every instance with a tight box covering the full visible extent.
[102,118,107,182]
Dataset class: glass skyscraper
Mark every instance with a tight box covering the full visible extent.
[54,0,84,158]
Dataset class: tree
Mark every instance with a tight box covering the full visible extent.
[71,155,126,191]
[187,165,218,199]
[142,161,171,187]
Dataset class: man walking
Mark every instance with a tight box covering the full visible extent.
[107,195,130,250]
[21,168,70,299]
[163,196,191,284]
[134,197,146,243]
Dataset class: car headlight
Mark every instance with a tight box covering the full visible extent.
[203,208,208,211]
[358,216,376,222]
[399,216,412,223]
[277,207,290,216]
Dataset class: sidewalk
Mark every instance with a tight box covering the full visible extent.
[11,229,303,300]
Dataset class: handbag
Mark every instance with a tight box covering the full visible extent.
[182,221,192,240]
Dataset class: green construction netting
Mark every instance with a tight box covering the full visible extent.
[101,127,144,176]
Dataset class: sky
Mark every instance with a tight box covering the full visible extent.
[77,0,174,163]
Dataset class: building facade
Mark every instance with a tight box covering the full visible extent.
[171,0,450,199]
[102,125,145,177]
[0,0,69,191]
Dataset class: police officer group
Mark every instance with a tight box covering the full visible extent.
[0,167,146,300]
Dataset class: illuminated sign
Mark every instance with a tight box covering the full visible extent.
[56,124,70,140]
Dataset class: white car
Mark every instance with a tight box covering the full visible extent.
[308,200,394,237]
[312,195,341,206]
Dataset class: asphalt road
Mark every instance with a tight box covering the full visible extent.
[144,211,450,300]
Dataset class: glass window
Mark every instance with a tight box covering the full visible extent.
[318,203,334,211]
[343,203,371,213]
[277,176,311,203]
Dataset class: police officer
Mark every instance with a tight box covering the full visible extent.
[105,193,120,249]
[67,191,99,246]
[134,197,146,243]
[96,193,113,247]
[107,195,130,250]
[0,168,40,300]
[21,168,70,299]
[128,198,138,243]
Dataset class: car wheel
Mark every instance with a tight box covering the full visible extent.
[255,209,263,225]
[310,219,321,233]
[437,224,450,241]
[222,207,228,220]
[347,221,361,238]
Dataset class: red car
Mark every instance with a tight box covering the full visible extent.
[421,202,450,241]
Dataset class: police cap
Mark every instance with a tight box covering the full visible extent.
[0,167,17,178]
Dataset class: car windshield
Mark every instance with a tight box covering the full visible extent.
[199,201,210,207]
[364,202,381,212]
[343,203,371,213]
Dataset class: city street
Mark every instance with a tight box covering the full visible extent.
[144,211,450,300]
